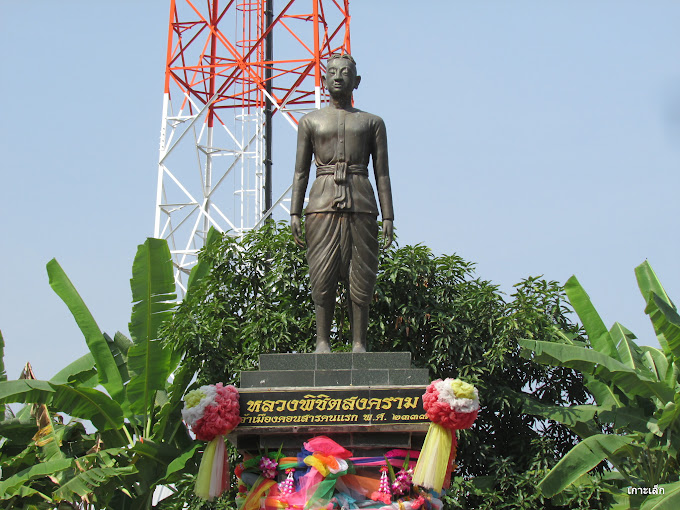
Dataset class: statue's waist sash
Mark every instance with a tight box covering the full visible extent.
[316,163,368,179]
[316,163,368,210]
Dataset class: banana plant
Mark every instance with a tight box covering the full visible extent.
[0,238,204,509]
[519,261,680,509]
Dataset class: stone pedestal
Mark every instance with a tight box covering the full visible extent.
[240,352,429,389]
[231,352,430,457]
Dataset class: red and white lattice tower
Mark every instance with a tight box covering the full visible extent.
[155,0,351,291]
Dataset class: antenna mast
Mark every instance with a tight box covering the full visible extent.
[155,0,351,292]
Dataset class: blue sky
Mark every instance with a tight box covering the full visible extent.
[1,1,679,381]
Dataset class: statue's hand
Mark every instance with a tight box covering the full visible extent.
[291,214,305,247]
[382,219,394,250]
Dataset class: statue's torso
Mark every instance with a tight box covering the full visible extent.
[301,107,383,215]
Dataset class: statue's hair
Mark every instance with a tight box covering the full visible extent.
[327,53,357,72]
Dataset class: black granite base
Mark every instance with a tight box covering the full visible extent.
[240,352,429,388]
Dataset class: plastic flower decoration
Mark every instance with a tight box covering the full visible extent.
[260,456,278,479]
[391,467,413,497]
[413,378,479,492]
[182,383,240,500]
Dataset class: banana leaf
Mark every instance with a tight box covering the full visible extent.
[520,395,600,438]
[538,434,634,497]
[128,238,176,345]
[635,261,676,357]
[584,378,624,408]
[565,276,619,358]
[597,406,657,434]
[163,443,201,483]
[0,458,73,499]
[105,333,131,385]
[0,330,6,382]
[0,379,54,403]
[186,226,220,292]
[49,353,97,387]
[611,491,647,510]
[645,294,680,364]
[519,340,674,403]
[0,418,37,444]
[611,323,653,378]
[51,385,124,436]
[128,439,188,494]
[112,331,133,363]
[640,480,680,510]
[0,331,5,419]
[1,484,53,503]
[640,347,670,385]
[656,400,680,433]
[53,464,138,501]
[0,380,124,438]
[636,261,675,309]
[126,239,176,426]
[152,363,194,445]
[33,407,65,465]
[47,259,124,401]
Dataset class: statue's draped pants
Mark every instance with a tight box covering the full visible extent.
[305,212,378,307]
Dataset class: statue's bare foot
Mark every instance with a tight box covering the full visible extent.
[352,341,366,353]
[315,339,331,353]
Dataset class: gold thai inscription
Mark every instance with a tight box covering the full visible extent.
[238,388,426,429]
[403,397,419,409]
[342,396,357,411]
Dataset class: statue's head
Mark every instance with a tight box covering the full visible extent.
[323,53,361,99]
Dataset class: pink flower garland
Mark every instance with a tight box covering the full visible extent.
[412,379,479,492]
[183,383,241,440]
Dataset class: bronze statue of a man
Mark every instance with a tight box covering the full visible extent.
[290,54,394,353]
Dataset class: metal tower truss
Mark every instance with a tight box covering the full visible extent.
[155,0,351,291]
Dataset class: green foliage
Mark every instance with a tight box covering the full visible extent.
[0,331,5,440]
[162,221,315,386]
[164,221,603,508]
[0,238,199,509]
[128,238,178,432]
[520,261,680,508]
[47,258,125,402]
[445,438,612,509]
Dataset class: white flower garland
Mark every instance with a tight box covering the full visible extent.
[433,379,480,414]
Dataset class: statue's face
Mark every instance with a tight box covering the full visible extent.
[324,58,358,97]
